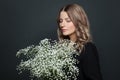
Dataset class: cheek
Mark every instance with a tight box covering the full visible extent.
[68,23,76,31]
[59,23,62,27]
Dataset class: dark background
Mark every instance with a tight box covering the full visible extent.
[0,0,120,80]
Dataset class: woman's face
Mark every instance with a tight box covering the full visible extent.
[59,11,76,38]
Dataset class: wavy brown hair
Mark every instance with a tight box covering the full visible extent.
[57,4,92,52]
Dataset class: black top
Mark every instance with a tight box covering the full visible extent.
[18,42,103,80]
[74,42,103,80]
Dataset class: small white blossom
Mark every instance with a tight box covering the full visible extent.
[16,39,79,80]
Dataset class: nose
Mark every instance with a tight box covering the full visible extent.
[60,21,65,28]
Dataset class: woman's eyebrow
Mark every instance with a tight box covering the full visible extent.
[59,17,70,20]
[65,18,70,20]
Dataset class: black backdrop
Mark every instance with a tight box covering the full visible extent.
[0,0,120,80]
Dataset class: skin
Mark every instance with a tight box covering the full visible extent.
[59,11,77,42]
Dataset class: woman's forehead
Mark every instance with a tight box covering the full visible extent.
[60,11,70,19]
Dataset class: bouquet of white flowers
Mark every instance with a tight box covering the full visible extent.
[16,39,79,80]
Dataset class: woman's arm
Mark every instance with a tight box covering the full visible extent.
[80,42,103,80]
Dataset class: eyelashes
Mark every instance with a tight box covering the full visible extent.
[59,19,71,23]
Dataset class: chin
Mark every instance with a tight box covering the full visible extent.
[63,34,70,36]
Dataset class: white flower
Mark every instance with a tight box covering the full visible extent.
[16,39,79,80]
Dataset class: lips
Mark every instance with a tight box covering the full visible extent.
[61,29,67,32]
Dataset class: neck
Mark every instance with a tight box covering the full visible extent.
[69,33,77,42]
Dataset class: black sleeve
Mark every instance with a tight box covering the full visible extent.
[79,42,103,80]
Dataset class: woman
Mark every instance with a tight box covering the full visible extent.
[57,4,103,80]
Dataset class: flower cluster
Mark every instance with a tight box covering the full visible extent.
[16,39,79,80]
